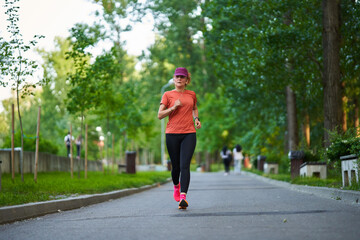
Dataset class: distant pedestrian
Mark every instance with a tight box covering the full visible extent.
[158,67,201,210]
[233,144,244,174]
[220,146,232,175]
[64,132,74,157]
[75,135,82,159]
[244,154,251,169]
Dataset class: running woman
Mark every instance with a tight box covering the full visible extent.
[158,67,201,209]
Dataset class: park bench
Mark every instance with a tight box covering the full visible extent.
[340,154,359,187]
[300,162,327,179]
[118,164,127,173]
[264,162,279,174]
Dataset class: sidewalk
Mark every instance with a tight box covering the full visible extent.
[1,172,360,240]
[1,171,359,225]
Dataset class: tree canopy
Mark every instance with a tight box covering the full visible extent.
[1,0,360,169]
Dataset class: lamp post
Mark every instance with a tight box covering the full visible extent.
[161,78,174,166]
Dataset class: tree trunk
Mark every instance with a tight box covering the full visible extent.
[70,124,73,178]
[205,151,211,172]
[286,86,299,151]
[342,96,347,132]
[78,114,83,179]
[16,85,24,182]
[195,152,202,167]
[302,110,311,147]
[11,104,15,182]
[341,82,347,132]
[322,0,342,146]
[112,134,115,174]
[354,98,359,136]
[106,115,109,173]
[85,124,88,179]
[34,106,41,183]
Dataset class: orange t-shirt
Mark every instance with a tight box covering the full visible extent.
[160,89,197,134]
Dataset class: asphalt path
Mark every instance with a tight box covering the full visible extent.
[1,172,360,240]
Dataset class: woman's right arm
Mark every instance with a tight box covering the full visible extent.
[158,104,175,120]
[158,99,181,120]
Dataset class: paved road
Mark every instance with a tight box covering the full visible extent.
[1,172,360,240]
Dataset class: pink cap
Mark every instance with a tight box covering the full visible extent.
[174,67,189,77]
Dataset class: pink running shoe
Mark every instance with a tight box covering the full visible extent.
[179,193,188,209]
[173,184,180,202]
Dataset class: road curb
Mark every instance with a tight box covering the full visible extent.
[243,171,360,206]
[0,179,171,225]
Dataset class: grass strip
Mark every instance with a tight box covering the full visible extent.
[242,168,354,190]
[0,171,170,207]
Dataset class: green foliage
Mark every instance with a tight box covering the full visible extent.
[0,0,46,94]
[325,128,360,162]
[340,1,360,103]
[196,89,236,152]
[65,23,103,116]
[303,150,321,163]
[265,153,282,164]
[2,132,59,154]
[2,0,359,171]
[1,0,48,181]
[148,0,203,69]
[345,181,360,191]
[203,0,324,154]
[323,128,360,179]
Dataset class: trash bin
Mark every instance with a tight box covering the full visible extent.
[257,155,266,171]
[125,151,136,174]
[288,151,304,179]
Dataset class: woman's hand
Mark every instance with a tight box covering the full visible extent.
[158,99,182,120]
[195,119,201,129]
[174,99,182,109]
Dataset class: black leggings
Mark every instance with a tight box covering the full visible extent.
[166,133,196,193]
[223,158,230,173]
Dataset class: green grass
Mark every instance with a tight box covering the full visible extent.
[242,168,350,189]
[291,176,343,188]
[0,171,170,207]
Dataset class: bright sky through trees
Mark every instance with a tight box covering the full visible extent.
[0,0,155,110]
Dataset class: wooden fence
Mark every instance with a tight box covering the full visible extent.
[0,149,102,173]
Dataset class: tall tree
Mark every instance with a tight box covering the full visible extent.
[322,0,342,146]
[66,23,103,176]
[203,0,326,156]
[286,86,298,151]
[339,1,360,132]
[0,0,45,181]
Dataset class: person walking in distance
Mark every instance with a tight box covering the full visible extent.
[64,131,74,157]
[158,67,201,209]
[220,146,232,175]
[75,135,82,159]
[233,144,244,174]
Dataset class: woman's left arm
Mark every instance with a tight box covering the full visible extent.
[193,105,201,129]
